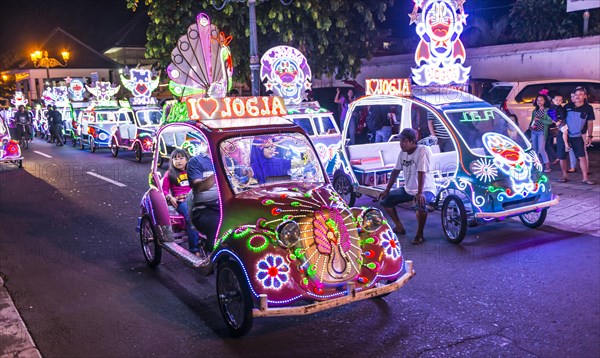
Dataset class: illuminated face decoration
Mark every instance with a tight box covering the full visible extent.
[86,81,121,103]
[121,68,159,98]
[11,91,28,107]
[53,86,69,107]
[260,46,312,105]
[69,79,86,101]
[409,0,470,85]
[482,133,534,193]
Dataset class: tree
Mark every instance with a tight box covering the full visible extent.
[509,0,580,42]
[125,0,394,84]
[462,16,510,48]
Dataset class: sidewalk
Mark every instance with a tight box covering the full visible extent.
[0,276,41,358]
[542,149,600,237]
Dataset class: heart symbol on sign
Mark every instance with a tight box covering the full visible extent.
[198,98,219,118]
[135,83,148,95]
[368,80,379,94]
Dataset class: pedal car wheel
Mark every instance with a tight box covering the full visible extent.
[441,195,467,244]
[157,157,164,168]
[333,174,356,207]
[217,261,253,337]
[18,160,23,168]
[89,137,96,153]
[140,216,162,268]
[71,137,77,147]
[111,140,119,157]
[79,137,85,150]
[134,143,142,162]
[519,208,547,228]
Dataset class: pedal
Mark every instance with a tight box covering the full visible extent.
[163,242,211,268]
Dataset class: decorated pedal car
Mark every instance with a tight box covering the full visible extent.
[137,95,415,336]
[334,79,559,244]
[0,115,23,168]
[110,68,162,161]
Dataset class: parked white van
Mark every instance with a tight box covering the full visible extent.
[495,79,600,142]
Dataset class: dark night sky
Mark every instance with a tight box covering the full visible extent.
[0,0,516,64]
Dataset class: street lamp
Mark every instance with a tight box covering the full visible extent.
[212,0,292,96]
[30,50,70,86]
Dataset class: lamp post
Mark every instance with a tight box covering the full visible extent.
[30,50,70,87]
[212,0,292,96]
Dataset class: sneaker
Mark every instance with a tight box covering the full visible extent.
[411,235,425,245]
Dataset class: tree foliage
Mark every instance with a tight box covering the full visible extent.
[125,0,394,83]
[509,0,580,42]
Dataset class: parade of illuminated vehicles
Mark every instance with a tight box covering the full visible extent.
[138,12,414,337]
[2,0,564,339]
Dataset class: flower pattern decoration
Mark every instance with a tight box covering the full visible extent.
[256,254,290,290]
[380,229,402,260]
[472,158,498,183]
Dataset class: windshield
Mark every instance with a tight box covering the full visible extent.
[95,110,134,123]
[482,85,512,106]
[137,109,162,126]
[444,107,530,153]
[220,132,325,194]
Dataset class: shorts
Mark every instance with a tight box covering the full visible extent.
[557,135,585,159]
[380,187,435,212]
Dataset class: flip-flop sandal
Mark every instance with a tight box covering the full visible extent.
[392,227,406,235]
[558,178,568,183]
[582,180,595,185]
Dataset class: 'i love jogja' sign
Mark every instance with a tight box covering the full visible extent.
[365,78,412,96]
[185,96,287,120]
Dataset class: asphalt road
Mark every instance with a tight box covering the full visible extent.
[0,140,599,357]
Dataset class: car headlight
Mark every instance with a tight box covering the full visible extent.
[276,221,300,248]
[361,208,384,232]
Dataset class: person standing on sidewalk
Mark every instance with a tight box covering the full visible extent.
[528,94,553,173]
[557,87,595,184]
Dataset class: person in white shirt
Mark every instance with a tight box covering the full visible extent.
[379,128,437,245]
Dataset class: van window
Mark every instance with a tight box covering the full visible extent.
[292,116,314,136]
[483,85,512,106]
[515,82,600,104]
[314,115,338,135]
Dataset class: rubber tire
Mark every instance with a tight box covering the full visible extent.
[134,143,142,162]
[79,137,85,150]
[71,136,77,147]
[441,195,468,244]
[111,140,119,157]
[157,157,164,168]
[18,160,23,168]
[519,208,547,228]
[217,261,254,337]
[333,174,356,207]
[89,137,96,153]
[140,216,162,268]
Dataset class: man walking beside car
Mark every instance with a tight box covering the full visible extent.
[557,86,595,185]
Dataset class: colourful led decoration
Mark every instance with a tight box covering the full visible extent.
[11,91,28,108]
[167,13,233,98]
[409,0,471,85]
[68,79,86,102]
[380,229,402,260]
[482,132,535,195]
[121,68,159,100]
[365,78,412,96]
[186,95,287,120]
[260,46,312,105]
[256,254,290,289]
[86,81,120,104]
[471,158,498,183]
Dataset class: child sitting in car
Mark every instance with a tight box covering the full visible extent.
[162,149,201,256]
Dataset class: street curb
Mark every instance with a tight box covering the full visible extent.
[0,275,42,358]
